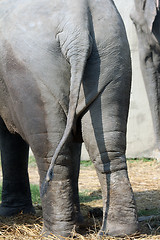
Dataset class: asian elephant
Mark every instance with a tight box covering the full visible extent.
[0,0,138,238]
[130,0,160,154]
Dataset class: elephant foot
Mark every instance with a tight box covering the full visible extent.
[95,169,139,237]
[98,222,138,237]
[42,224,75,240]
[42,212,82,238]
[0,204,35,217]
[75,211,84,226]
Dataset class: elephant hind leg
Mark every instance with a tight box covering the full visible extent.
[81,91,138,237]
[34,138,83,238]
[0,117,35,216]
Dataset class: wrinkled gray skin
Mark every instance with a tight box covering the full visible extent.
[131,0,160,150]
[0,0,138,238]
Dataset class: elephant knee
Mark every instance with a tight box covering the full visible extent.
[54,155,72,179]
[93,151,127,174]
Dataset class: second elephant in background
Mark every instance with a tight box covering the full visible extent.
[131,0,160,153]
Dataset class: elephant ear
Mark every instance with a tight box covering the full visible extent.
[144,0,158,31]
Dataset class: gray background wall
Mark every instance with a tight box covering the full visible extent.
[81,0,158,160]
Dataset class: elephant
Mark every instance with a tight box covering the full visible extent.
[130,0,160,155]
[0,0,138,238]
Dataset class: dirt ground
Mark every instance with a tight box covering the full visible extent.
[0,159,160,239]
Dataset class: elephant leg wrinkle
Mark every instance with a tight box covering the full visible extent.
[42,179,76,238]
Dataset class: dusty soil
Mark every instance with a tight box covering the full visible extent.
[0,159,160,239]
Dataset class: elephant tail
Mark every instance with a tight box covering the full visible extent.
[41,29,92,197]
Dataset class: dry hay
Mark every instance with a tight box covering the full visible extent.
[0,214,42,239]
[0,159,160,239]
[0,212,159,240]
